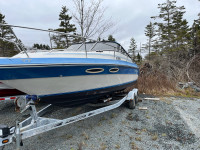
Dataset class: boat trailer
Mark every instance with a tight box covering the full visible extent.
[0,89,138,150]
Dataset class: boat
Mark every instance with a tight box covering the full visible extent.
[0,24,139,107]
[0,41,139,107]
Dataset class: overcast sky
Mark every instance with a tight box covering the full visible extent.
[0,0,199,50]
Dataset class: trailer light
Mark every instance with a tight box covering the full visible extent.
[0,98,5,100]
[2,139,9,144]
[10,97,16,100]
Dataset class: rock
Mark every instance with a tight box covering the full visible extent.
[178,82,200,92]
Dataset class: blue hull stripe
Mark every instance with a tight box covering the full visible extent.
[0,59,139,80]
[0,65,138,80]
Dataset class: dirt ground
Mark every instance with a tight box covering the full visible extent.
[0,95,200,150]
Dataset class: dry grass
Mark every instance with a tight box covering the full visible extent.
[128,62,200,97]
[136,70,177,95]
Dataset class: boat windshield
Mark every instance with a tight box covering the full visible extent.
[66,42,131,58]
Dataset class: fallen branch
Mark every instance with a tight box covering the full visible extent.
[143,98,160,101]
[138,107,148,110]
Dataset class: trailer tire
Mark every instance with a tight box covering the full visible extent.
[128,96,136,109]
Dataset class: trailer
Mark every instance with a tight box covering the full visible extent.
[0,89,138,150]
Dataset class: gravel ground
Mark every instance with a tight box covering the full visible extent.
[0,95,200,150]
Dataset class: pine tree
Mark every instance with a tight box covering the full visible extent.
[145,22,156,61]
[152,0,189,53]
[52,6,76,48]
[136,52,142,62]
[191,19,200,55]
[190,0,200,55]
[171,6,189,51]
[0,12,16,56]
[151,0,177,50]
[128,37,137,61]
[108,35,116,42]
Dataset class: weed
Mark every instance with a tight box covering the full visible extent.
[136,131,141,135]
[146,115,150,119]
[162,133,167,137]
[126,113,134,121]
[121,120,127,124]
[82,132,89,140]
[130,141,139,150]
[135,137,142,141]
[142,128,147,132]
[100,116,107,121]
[115,144,121,149]
[152,134,158,141]
[111,113,117,118]
[100,143,107,150]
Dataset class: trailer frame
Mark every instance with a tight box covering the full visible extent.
[0,89,138,150]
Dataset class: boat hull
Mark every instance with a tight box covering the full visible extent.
[40,80,137,107]
[0,58,139,107]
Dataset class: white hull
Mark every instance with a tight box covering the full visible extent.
[1,74,138,96]
[0,82,14,90]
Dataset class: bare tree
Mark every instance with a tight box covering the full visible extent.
[72,0,114,39]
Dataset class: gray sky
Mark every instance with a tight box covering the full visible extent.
[0,0,199,50]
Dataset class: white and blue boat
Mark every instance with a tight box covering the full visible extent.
[0,34,139,107]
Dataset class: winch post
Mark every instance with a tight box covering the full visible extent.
[30,104,38,123]
[15,121,21,150]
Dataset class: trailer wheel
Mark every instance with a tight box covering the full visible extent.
[128,96,136,109]
[135,92,138,104]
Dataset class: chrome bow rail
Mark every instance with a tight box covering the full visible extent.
[0,23,132,60]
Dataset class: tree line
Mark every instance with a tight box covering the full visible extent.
[0,0,115,56]
[139,0,200,84]
[143,0,200,60]
[128,0,200,63]
[1,0,199,60]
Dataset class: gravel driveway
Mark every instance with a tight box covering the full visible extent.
[0,95,200,150]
